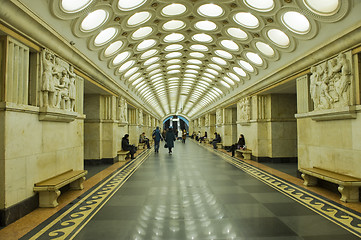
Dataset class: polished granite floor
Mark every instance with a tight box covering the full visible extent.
[73,141,359,240]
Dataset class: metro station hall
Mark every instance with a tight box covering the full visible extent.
[1,0,361,239]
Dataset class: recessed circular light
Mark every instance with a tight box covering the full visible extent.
[124,67,139,78]
[197,3,224,17]
[132,26,153,40]
[168,70,181,74]
[144,56,160,66]
[244,0,274,12]
[267,29,290,47]
[165,44,183,51]
[94,27,117,46]
[239,60,254,72]
[162,3,187,16]
[304,0,339,15]
[215,50,233,59]
[104,40,123,57]
[61,0,92,13]
[167,59,181,64]
[234,12,259,28]
[163,20,186,31]
[205,68,219,76]
[282,11,310,34]
[141,49,158,59]
[187,65,201,70]
[246,52,263,65]
[220,40,239,51]
[223,76,235,85]
[255,42,275,56]
[203,73,216,79]
[164,33,185,43]
[165,52,182,59]
[118,0,146,11]
[192,33,213,43]
[189,52,205,58]
[146,63,160,71]
[212,57,227,65]
[81,9,108,32]
[208,63,222,71]
[137,39,157,51]
[227,73,240,82]
[119,60,135,72]
[194,20,217,31]
[127,12,151,26]
[227,28,248,40]
[129,73,142,82]
[187,59,202,65]
[190,44,209,52]
[233,67,247,77]
[167,65,181,70]
[112,51,131,65]
[220,80,230,88]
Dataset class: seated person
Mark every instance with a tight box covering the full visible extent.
[139,132,150,149]
[211,132,221,149]
[199,131,208,143]
[195,131,201,141]
[231,134,246,157]
[122,134,136,159]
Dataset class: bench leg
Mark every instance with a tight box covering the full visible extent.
[118,154,127,162]
[38,190,61,207]
[243,153,251,160]
[235,151,242,158]
[338,185,359,202]
[301,173,318,186]
[70,176,85,190]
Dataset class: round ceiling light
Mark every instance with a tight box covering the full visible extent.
[233,67,247,77]
[144,56,160,65]
[197,3,224,17]
[164,33,185,43]
[162,3,187,16]
[195,20,217,31]
[137,39,157,51]
[132,26,153,40]
[282,11,310,34]
[304,0,339,15]
[244,0,274,12]
[104,40,123,57]
[167,59,181,64]
[220,80,231,88]
[227,28,248,40]
[127,12,151,26]
[192,33,213,43]
[208,63,222,71]
[189,52,205,58]
[267,29,290,47]
[234,12,259,28]
[190,44,208,52]
[61,0,92,13]
[165,52,182,59]
[141,49,158,59]
[187,59,202,65]
[112,51,131,65]
[118,0,146,11]
[146,63,160,71]
[255,42,275,56]
[220,40,239,51]
[223,76,235,85]
[94,27,117,46]
[227,72,240,82]
[239,60,254,72]
[81,9,108,32]
[212,57,227,65]
[165,44,183,51]
[124,67,139,78]
[215,50,232,59]
[163,20,186,31]
[246,52,263,65]
[118,60,135,72]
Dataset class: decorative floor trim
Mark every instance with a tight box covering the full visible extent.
[198,141,361,238]
[21,149,151,240]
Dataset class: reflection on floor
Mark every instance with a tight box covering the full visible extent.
[1,140,361,240]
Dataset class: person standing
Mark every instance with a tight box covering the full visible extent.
[182,129,187,144]
[152,126,163,153]
[121,134,136,159]
[165,126,176,154]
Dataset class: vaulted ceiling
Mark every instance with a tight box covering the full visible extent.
[15,0,359,119]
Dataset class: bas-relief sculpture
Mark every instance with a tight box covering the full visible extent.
[118,97,128,123]
[310,52,352,111]
[238,97,251,121]
[41,49,76,112]
[138,109,143,125]
[205,114,209,126]
[216,108,222,125]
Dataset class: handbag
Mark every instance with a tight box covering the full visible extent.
[164,143,168,148]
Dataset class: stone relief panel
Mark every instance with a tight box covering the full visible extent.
[138,109,143,125]
[41,49,77,112]
[216,108,223,125]
[118,96,128,123]
[198,118,202,128]
[205,114,210,126]
[310,52,352,111]
[238,97,251,122]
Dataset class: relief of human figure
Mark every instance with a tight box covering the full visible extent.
[56,70,70,109]
[335,53,351,106]
[310,66,320,109]
[41,50,56,107]
[119,97,125,122]
[68,65,76,112]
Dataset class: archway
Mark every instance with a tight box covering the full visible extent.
[163,115,189,136]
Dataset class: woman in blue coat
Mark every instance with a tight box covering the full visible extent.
[165,127,176,154]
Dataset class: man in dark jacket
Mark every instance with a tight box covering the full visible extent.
[122,134,136,159]
[165,126,176,154]
[152,126,163,153]
[211,132,221,149]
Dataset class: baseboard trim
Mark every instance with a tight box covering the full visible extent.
[252,156,298,163]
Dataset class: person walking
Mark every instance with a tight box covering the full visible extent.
[165,126,176,154]
[152,126,163,153]
[182,129,187,144]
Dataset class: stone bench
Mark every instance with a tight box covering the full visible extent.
[299,167,361,203]
[33,169,87,207]
[138,142,146,150]
[235,149,252,160]
[216,143,223,149]
[116,150,130,162]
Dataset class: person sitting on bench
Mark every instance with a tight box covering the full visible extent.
[199,131,208,143]
[211,132,221,149]
[122,134,136,159]
[139,132,150,149]
[230,134,246,157]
